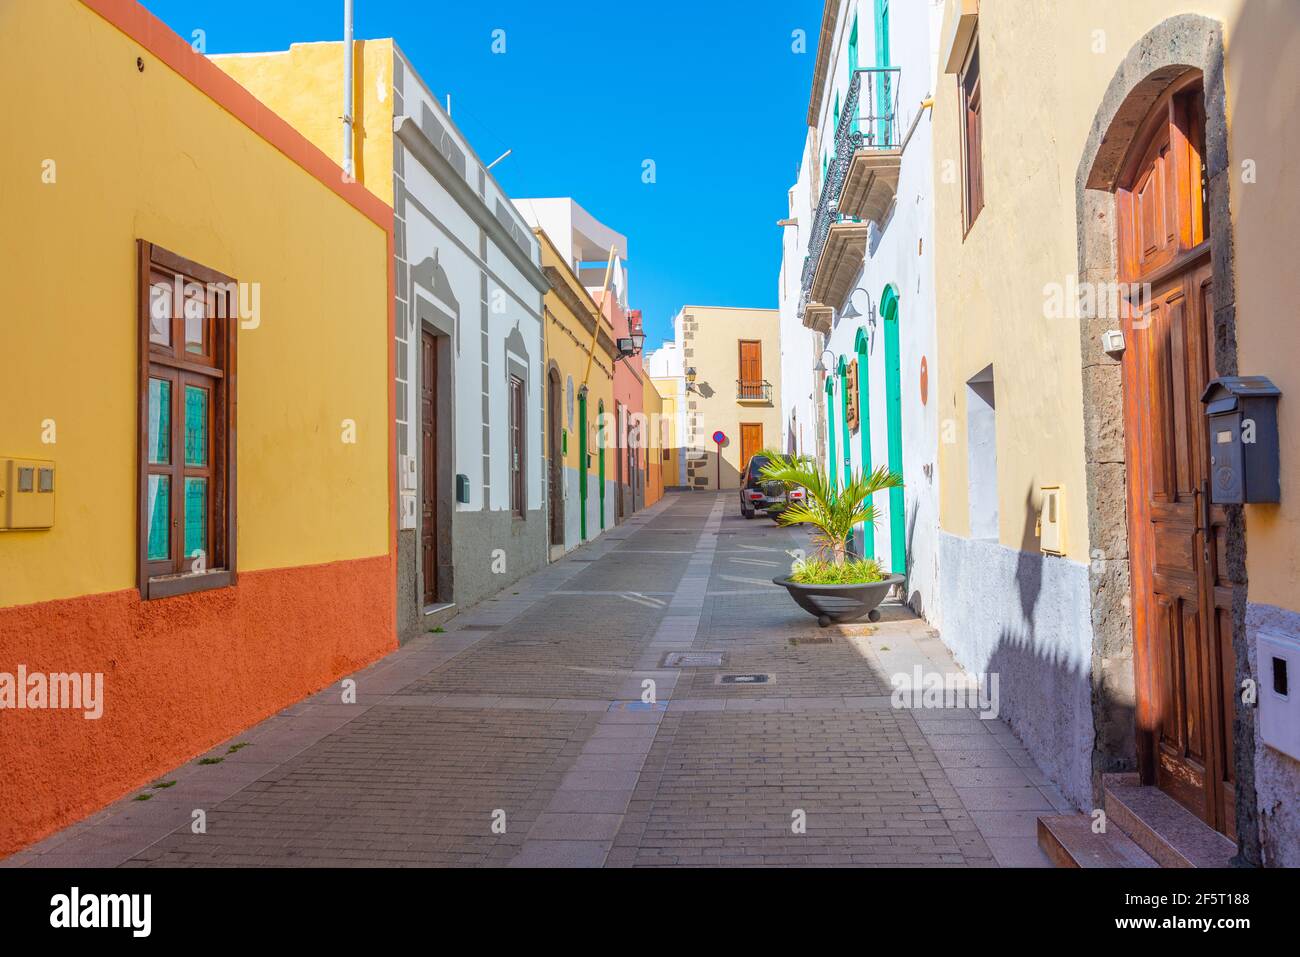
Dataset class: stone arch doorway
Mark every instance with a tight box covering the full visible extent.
[1075,15,1251,854]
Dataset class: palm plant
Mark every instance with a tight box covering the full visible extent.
[757,450,903,565]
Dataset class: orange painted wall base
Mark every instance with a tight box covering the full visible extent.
[0,555,395,857]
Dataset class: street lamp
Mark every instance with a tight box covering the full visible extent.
[840,287,877,329]
[813,349,836,374]
[685,366,699,394]
[615,315,647,363]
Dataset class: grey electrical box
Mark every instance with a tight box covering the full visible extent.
[1201,376,1281,504]
[455,473,471,504]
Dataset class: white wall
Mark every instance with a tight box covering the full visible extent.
[778,143,819,460]
[398,56,545,516]
[792,0,944,624]
[514,197,629,309]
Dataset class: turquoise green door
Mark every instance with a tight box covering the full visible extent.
[848,16,859,134]
[824,377,837,493]
[881,287,905,575]
[597,401,606,530]
[854,329,874,560]
[874,0,892,143]
[578,391,588,540]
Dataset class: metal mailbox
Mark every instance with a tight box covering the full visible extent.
[1200,375,1281,504]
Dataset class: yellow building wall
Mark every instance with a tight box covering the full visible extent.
[537,238,615,474]
[681,306,783,490]
[0,0,391,607]
[213,41,396,205]
[654,378,681,490]
[932,0,1299,600]
[642,373,664,506]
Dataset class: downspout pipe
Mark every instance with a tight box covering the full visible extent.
[343,0,355,179]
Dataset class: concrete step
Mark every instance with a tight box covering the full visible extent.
[1103,781,1237,868]
[1037,813,1158,868]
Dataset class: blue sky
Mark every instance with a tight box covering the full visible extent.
[141,0,822,349]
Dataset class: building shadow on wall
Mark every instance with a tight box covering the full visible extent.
[972,483,1137,806]
[904,498,924,617]
[681,450,742,491]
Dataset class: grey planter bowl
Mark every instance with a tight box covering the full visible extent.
[772,573,904,627]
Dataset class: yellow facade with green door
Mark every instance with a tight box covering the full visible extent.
[535,229,616,551]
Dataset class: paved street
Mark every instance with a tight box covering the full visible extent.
[7,492,1067,868]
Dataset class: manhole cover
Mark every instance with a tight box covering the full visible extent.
[662,652,724,668]
[716,673,774,685]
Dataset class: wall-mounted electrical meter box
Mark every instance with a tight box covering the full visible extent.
[1037,485,1064,556]
[2,458,56,529]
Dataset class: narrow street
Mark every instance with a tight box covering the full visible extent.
[9,493,1065,868]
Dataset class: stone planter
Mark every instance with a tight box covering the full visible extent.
[772,573,904,627]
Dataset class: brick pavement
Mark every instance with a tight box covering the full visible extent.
[5,492,1061,868]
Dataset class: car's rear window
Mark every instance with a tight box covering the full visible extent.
[749,456,769,475]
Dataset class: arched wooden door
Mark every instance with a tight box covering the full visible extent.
[1118,74,1235,838]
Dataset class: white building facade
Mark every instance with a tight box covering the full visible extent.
[780,0,944,623]
[392,50,550,631]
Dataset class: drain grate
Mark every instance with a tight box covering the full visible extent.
[662,652,724,668]
[458,624,501,632]
[789,634,833,646]
[716,673,774,685]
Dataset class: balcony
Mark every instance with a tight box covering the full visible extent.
[799,67,902,328]
[737,379,773,404]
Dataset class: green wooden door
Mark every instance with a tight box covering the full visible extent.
[882,288,905,575]
[874,0,892,144]
[848,16,859,135]
[855,328,874,560]
[824,377,837,493]
[578,391,588,540]
[597,400,606,530]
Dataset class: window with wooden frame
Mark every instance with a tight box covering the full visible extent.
[508,373,525,517]
[959,32,984,232]
[138,241,237,599]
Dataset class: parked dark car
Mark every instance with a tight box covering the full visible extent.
[739,453,806,519]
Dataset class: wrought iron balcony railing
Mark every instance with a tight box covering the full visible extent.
[737,379,773,402]
[798,67,901,317]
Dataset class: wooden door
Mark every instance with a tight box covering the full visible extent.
[739,340,763,398]
[1119,79,1235,837]
[548,370,563,545]
[615,402,625,521]
[740,423,763,482]
[420,331,438,606]
[578,392,588,540]
[509,374,525,517]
